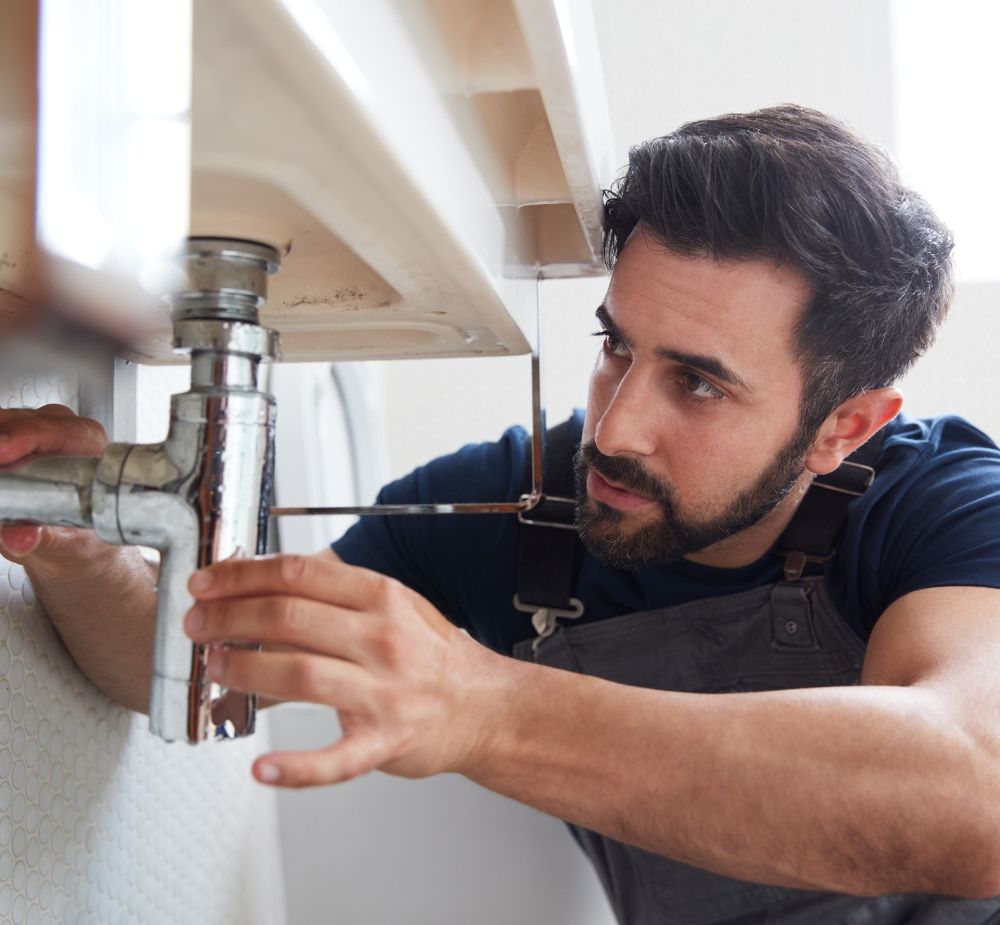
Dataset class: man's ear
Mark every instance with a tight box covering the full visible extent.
[805,387,903,476]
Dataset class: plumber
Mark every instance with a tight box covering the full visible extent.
[3,105,1000,923]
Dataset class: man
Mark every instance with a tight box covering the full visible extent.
[4,105,1000,922]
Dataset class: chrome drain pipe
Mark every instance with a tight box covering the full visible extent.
[0,238,281,743]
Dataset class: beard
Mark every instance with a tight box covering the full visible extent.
[574,423,816,569]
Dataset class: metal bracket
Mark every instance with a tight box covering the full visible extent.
[271,275,555,520]
[77,355,139,444]
[516,494,577,529]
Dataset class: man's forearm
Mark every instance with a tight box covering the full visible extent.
[465,659,1000,898]
[25,537,157,714]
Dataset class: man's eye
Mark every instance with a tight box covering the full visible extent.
[679,372,725,401]
[591,330,629,358]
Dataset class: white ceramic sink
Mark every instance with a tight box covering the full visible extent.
[2,0,614,361]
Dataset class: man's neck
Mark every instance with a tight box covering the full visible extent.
[682,472,816,570]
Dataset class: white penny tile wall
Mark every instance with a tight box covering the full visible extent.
[0,358,286,925]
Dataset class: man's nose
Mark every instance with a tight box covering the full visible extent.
[594,368,658,458]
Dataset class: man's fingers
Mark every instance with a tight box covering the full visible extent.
[0,406,108,462]
[188,552,392,612]
[186,595,372,663]
[36,404,76,417]
[207,647,373,710]
[253,733,395,788]
[0,406,107,564]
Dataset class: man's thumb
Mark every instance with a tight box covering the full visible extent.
[0,524,43,559]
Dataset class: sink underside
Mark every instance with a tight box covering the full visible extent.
[1,0,614,362]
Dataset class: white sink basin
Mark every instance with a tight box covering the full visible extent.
[2,0,615,361]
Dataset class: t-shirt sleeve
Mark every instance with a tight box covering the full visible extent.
[331,425,529,634]
[874,417,1000,607]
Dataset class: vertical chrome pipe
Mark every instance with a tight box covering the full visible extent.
[162,240,281,742]
[124,240,281,742]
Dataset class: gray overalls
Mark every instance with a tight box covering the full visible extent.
[512,424,1000,924]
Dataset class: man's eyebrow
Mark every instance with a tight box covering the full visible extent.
[656,348,753,392]
[595,305,625,342]
[594,304,753,392]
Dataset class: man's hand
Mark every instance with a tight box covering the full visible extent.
[0,403,158,713]
[0,403,112,575]
[183,551,501,788]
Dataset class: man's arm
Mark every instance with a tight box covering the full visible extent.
[184,554,1000,899]
[0,405,158,713]
[470,585,1000,897]
[19,538,157,713]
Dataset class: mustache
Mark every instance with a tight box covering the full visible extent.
[576,441,672,503]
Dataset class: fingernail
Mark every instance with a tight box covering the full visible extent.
[0,526,40,555]
[189,569,213,593]
[184,607,204,636]
[205,649,225,680]
[256,761,281,783]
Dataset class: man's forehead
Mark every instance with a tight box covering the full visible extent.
[603,233,812,385]
[614,230,811,316]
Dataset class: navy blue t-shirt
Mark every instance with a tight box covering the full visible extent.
[333,412,1000,653]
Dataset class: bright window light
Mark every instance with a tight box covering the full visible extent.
[891,0,1000,281]
[37,0,191,308]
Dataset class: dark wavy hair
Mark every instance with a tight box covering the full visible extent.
[602,105,954,431]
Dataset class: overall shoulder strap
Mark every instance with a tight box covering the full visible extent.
[515,418,584,615]
[777,427,888,580]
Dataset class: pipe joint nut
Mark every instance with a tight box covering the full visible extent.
[172,319,280,361]
[167,239,282,324]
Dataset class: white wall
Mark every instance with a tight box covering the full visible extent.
[896,282,1000,442]
[270,703,617,925]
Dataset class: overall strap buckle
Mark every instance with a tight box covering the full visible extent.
[513,594,585,651]
[777,429,886,581]
[813,459,875,497]
[780,550,832,582]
